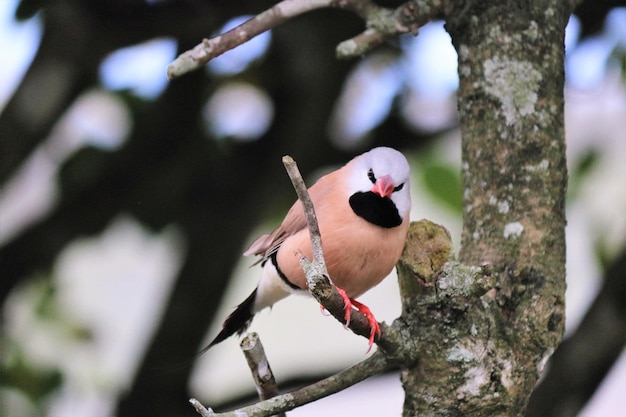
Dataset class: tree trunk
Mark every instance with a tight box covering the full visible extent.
[399,1,570,415]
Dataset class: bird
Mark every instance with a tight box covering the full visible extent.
[205,146,411,351]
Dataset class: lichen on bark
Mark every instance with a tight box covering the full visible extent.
[397,1,570,416]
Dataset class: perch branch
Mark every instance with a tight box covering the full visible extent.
[240,333,286,417]
[167,0,447,79]
[190,350,392,417]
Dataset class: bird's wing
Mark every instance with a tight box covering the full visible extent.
[243,200,307,260]
[243,169,340,260]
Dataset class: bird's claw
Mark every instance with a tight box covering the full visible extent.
[350,298,381,352]
[335,287,353,328]
[334,287,380,352]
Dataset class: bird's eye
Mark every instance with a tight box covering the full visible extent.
[393,183,404,192]
[367,169,376,184]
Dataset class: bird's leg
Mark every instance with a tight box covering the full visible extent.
[333,287,381,351]
[349,298,381,351]
[334,287,353,328]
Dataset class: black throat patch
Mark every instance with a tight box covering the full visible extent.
[349,191,402,228]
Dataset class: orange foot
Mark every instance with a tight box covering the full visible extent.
[334,287,381,351]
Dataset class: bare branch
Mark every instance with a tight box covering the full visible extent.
[337,0,445,59]
[167,0,334,79]
[190,350,392,417]
[240,333,286,417]
[167,0,447,79]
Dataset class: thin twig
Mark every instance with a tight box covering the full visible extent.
[241,333,286,417]
[281,156,326,269]
[189,350,392,417]
[336,28,391,58]
[190,398,213,417]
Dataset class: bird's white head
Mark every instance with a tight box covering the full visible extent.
[346,147,411,228]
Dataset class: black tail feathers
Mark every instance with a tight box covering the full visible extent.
[198,288,257,356]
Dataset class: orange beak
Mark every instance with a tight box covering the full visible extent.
[371,175,395,198]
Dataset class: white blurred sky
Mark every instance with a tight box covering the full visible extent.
[1,1,626,417]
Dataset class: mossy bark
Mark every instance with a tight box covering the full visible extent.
[398,1,571,416]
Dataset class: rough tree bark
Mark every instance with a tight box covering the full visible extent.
[401,1,570,414]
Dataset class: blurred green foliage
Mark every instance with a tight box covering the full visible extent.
[420,158,463,214]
